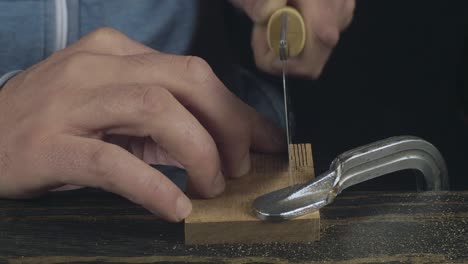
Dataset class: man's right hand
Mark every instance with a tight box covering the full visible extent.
[0,28,285,222]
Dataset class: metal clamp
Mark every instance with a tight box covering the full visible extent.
[253,136,449,221]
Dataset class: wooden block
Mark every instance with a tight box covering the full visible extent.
[185,144,319,245]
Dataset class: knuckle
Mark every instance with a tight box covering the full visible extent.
[319,28,340,48]
[183,56,216,84]
[184,56,209,72]
[343,0,356,27]
[138,86,173,116]
[87,27,124,44]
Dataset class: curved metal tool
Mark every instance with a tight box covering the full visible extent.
[253,136,449,221]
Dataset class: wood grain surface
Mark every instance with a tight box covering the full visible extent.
[185,145,319,244]
[0,190,467,263]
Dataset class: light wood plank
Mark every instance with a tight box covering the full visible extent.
[185,144,319,245]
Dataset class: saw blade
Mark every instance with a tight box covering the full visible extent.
[279,12,294,183]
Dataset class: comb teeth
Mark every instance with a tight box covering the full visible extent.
[288,144,314,184]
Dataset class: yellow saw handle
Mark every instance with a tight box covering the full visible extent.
[267,7,306,58]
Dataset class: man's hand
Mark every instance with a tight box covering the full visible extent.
[0,28,284,222]
[233,0,355,77]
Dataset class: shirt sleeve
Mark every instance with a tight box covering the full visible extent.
[0,70,22,89]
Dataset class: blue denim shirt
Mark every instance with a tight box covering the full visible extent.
[0,0,197,79]
[0,0,284,127]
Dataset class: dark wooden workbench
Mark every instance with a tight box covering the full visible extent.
[0,190,467,263]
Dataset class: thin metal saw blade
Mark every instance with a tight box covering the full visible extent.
[279,12,294,179]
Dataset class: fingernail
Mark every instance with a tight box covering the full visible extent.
[211,171,226,196]
[176,195,192,221]
[237,153,251,177]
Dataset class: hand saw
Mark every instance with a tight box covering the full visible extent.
[267,7,306,177]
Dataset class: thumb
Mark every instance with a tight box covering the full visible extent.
[236,0,287,23]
